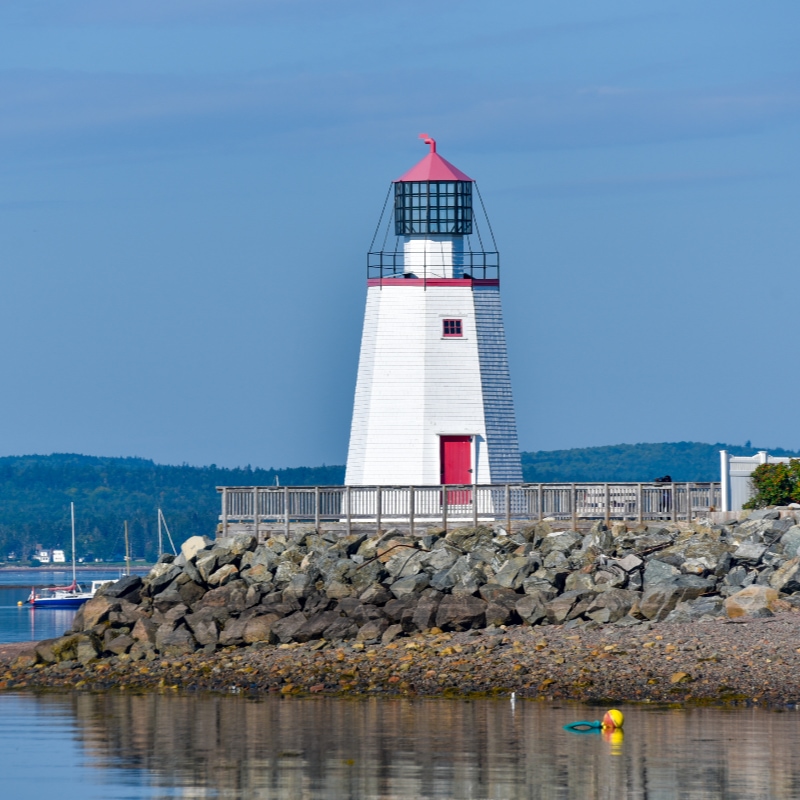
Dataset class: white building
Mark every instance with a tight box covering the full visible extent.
[720,450,798,511]
[345,137,522,487]
[35,549,51,564]
[52,549,66,563]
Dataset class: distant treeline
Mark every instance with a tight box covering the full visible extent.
[1,443,798,562]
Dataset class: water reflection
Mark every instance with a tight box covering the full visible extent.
[7,693,797,799]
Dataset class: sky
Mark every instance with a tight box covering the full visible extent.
[0,0,798,469]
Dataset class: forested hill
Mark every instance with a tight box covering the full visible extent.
[1,443,799,563]
[0,454,344,564]
[521,442,800,483]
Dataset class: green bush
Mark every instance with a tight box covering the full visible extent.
[743,460,800,509]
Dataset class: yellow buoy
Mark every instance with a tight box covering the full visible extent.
[17,600,23,606]
[602,708,624,729]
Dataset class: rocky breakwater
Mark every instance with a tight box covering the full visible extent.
[22,509,800,667]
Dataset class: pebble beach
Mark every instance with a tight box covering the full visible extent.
[3,611,800,708]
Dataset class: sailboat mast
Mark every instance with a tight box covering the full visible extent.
[124,520,130,577]
[71,501,76,586]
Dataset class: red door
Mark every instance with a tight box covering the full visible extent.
[440,436,472,504]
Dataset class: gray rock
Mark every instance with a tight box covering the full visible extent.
[615,554,643,572]
[243,613,280,644]
[539,531,580,557]
[359,584,392,605]
[663,596,724,624]
[218,618,248,647]
[515,591,549,625]
[643,559,680,589]
[294,610,342,643]
[485,602,513,627]
[733,542,767,565]
[157,626,197,656]
[322,616,359,641]
[478,584,522,608]
[493,556,537,590]
[99,575,143,602]
[748,509,781,521]
[390,574,430,599]
[411,590,443,631]
[435,595,488,631]
[585,589,636,624]
[381,623,404,644]
[385,548,425,578]
[639,585,684,622]
[780,527,800,557]
[271,611,309,643]
[421,543,461,574]
[451,567,484,597]
[769,557,800,594]
[195,553,220,583]
[356,618,389,642]
[546,590,595,625]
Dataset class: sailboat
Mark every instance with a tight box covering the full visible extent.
[27,503,100,608]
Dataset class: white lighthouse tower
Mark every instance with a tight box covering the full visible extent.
[345,136,522,488]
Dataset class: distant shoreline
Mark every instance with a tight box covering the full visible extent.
[0,564,153,571]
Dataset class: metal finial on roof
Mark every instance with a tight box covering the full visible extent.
[419,133,436,153]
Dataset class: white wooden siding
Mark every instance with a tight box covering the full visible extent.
[346,284,491,485]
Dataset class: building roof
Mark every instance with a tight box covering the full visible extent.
[395,135,474,183]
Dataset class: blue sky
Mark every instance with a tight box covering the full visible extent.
[0,0,798,468]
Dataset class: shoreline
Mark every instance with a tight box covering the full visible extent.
[3,613,800,709]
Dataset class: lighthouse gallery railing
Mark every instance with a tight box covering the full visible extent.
[217,482,721,536]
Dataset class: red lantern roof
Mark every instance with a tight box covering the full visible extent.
[394,134,474,183]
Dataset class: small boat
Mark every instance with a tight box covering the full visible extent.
[27,503,103,609]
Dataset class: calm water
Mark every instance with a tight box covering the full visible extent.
[0,568,149,643]
[2,692,800,799]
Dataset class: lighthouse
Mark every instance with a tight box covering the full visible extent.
[345,136,522,488]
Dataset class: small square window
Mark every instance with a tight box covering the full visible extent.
[443,319,463,337]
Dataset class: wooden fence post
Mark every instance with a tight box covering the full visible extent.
[637,483,643,525]
[221,487,228,540]
[252,487,259,542]
[571,483,577,529]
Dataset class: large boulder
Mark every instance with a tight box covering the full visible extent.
[390,574,429,599]
[435,595,487,631]
[643,560,680,589]
[271,611,308,643]
[158,625,198,656]
[724,586,779,618]
[294,611,342,643]
[74,596,119,631]
[181,535,212,563]
[585,589,636,624]
[545,590,595,624]
[770,557,800,594]
[411,590,443,631]
[243,613,280,644]
[515,591,549,625]
[494,556,537,590]
[98,575,143,602]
